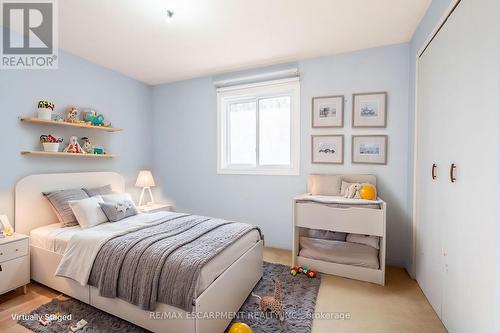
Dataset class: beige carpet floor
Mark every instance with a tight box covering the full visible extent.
[264,247,446,333]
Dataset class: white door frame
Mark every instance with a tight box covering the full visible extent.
[411,0,460,278]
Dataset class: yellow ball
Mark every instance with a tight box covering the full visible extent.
[228,322,253,333]
[359,184,377,200]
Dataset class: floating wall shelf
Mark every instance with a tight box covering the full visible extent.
[21,151,116,158]
[20,117,123,132]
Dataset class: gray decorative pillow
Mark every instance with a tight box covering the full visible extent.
[43,189,89,227]
[82,185,113,197]
[99,200,138,222]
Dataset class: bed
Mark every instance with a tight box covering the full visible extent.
[15,172,264,333]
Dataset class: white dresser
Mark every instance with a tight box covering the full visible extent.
[0,233,29,294]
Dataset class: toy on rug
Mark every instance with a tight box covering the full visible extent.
[63,136,85,154]
[290,266,318,278]
[344,183,360,199]
[252,278,284,321]
[69,319,88,332]
[38,312,61,326]
[228,322,253,333]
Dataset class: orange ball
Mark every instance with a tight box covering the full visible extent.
[228,322,253,333]
[359,184,377,200]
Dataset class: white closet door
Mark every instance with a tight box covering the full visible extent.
[416,45,446,317]
[435,1,499,332]
[417,0,500,332]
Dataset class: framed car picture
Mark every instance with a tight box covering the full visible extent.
[352,135,388,165]
[312,95,344,128]
[311,135,344,164]
[352,92,387,128]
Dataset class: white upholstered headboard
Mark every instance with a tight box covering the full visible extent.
[15,172,125,235]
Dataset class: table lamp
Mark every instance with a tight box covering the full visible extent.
[135,170,156,206]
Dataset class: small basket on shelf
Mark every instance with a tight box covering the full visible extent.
[40,134,63,152]
[42,142,60,152]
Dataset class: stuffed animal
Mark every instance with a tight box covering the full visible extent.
[66,107,79,123]
[344,183,360,199]
[63,136,85,154]
[252,278,284,321]
[80,137,93,153]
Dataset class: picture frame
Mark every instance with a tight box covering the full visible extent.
[352,135,388,165]
[311,135,344,164]
[312,95,344,128]
[352,92,387,128]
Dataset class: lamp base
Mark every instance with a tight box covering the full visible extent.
[138,187,155,207]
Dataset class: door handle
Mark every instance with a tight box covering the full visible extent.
[431,163,437,180]
[450,163,457,183]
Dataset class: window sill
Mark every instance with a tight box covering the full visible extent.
[217,168,300,176]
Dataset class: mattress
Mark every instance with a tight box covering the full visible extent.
[299,236,380,269]
[296,195,382,209]
[30,221,261,295]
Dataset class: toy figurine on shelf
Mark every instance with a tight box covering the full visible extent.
[80,137,93,153]
[66,107,79,123]
[54,114,64,122]
[83,109,110,127]
[92,147,105,155]
[63,136,85,154]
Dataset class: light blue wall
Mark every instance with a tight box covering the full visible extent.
[407,0,454,274]
[151,43,411,267]
[0,27,152,225]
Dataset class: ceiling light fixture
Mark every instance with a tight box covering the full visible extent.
[165,10,174,22]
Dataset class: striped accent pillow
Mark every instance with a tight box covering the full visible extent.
[82,184,113,197]
[43,189,89,227]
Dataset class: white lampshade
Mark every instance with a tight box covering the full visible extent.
[135,170,155,188]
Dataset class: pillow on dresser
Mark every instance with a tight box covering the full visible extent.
[99,200,138,222]
[82,184,113,197]
[43,188,89,227]
[308,174,342,196]
[346,233,380,250]
[68,196,108,229]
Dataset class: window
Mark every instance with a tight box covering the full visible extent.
[217,78,300,175]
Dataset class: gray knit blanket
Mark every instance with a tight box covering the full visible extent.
[88,214,260,311]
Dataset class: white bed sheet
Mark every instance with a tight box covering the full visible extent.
[30,217,260,295]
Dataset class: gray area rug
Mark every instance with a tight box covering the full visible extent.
[228,261,321,333]
[18,262,320,333]
[17,297,149,333]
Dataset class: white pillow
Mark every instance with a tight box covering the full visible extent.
[101,193,137,208]
[346,233,380,250]
[68,196,108,229]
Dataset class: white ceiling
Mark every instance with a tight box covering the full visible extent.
[59,0,431,85]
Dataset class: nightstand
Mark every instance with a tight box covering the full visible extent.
[137,202,173,213]
[0,233,30,295]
